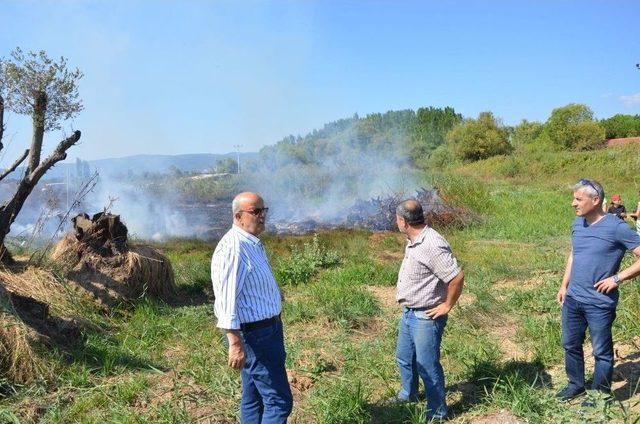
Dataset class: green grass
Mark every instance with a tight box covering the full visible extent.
[3,149,640,422]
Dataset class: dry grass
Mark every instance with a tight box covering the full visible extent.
[0,265,84,317]
[0,289,42,385]
[51,235,176,305]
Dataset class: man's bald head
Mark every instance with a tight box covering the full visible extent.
[232,192,262,214]
[232,192,267,236]
[396,199,425,226]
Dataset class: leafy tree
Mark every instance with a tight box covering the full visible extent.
[408,106,462,161]
[0,48,83,261]
[544,103,605,150]
[446,112,511,161]
[599,114,640,139]
[511,119,544,148]
[215,157,238,174]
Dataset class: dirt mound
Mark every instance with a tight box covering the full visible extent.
[52,234,176,306]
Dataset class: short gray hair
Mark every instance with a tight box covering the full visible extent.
[396,199,425,225]
[573,179,605,205]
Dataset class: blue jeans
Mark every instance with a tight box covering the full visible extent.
[396,308,448,419]
[561,295,616,393]
[240,320,293,423]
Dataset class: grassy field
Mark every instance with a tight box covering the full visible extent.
[1,146,640,423]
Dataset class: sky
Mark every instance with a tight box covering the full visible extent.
[0,0,639,163]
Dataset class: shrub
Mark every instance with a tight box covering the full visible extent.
[446,112,511,161]
[544,103,605,151]
[426,144,457,169]
[511,119,544,148]
[274,234,340,285]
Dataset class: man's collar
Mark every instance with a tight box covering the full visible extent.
[408,226,429,247]
[232,224,261,245]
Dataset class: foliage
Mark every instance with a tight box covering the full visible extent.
[511,119,544,148]
[446,111,511,161]
[599,113,640,139]
[543,103,605,151]
[274,234,341,286]
[426,143,457,170]
[256,107,461,172]
[214,157,238,174]
[2,47,83,131]
[407,106,463,160]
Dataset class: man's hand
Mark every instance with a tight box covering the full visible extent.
[226,331,246,370]
[557,286,567,305]
[594,277,619,294]
[426,303,451,319]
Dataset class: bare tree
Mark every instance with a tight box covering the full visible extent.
[0,48,83,263]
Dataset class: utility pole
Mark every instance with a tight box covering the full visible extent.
[233,144,242,174]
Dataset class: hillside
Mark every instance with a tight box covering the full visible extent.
[0,146,638,422]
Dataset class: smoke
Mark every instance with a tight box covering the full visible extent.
[244,124,420,226]
[2,120,423,242]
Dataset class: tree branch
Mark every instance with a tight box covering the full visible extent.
[0,94,4,152]
[0,149,29,182]
[28,130,81,184]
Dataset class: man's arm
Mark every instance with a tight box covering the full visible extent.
[595,246,640,294]
[426,270,464,319]
[212,243,248,370]
[557,250,573,304]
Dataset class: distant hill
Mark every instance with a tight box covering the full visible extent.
[10,152,257,181]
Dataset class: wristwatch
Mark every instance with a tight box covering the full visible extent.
[612,274,621,285]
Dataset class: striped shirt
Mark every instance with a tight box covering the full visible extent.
[396,226,461,309]
[211,225,282,330]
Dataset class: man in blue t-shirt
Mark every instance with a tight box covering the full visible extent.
[556,179,640,402]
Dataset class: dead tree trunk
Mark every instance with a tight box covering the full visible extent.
[0,130,81,264]
[0,94,4,152]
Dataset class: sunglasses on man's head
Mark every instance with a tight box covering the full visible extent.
[239,207,269,216]
[578,179,601,196]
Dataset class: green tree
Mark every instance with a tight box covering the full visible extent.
[0,48,83,261]
[446,112,511,161]
[599,114,640,139]
[216,157,238,174]
[511,119,544,148]
[408,106,462,162]
[544,103,605,150]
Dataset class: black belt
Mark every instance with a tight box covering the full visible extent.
[240,315,281,332]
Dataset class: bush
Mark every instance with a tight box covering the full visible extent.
[544,103,605,151]
[600,113,640,139]
[274,234,340,286]
[446,112,511,161]
[511,119,544,148]
[426,144,457,170]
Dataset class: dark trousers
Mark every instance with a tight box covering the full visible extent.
[240,320,293,423]
[561,295,616,393]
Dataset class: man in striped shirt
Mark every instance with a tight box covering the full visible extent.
[392,199,464,421]
[211,192,292,423]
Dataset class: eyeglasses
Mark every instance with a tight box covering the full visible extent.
[239,207,269,216]
[578,179,602,197]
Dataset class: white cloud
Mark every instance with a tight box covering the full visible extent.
[619,93,640,108]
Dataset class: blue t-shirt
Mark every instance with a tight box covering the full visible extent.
[567,214,640,309]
